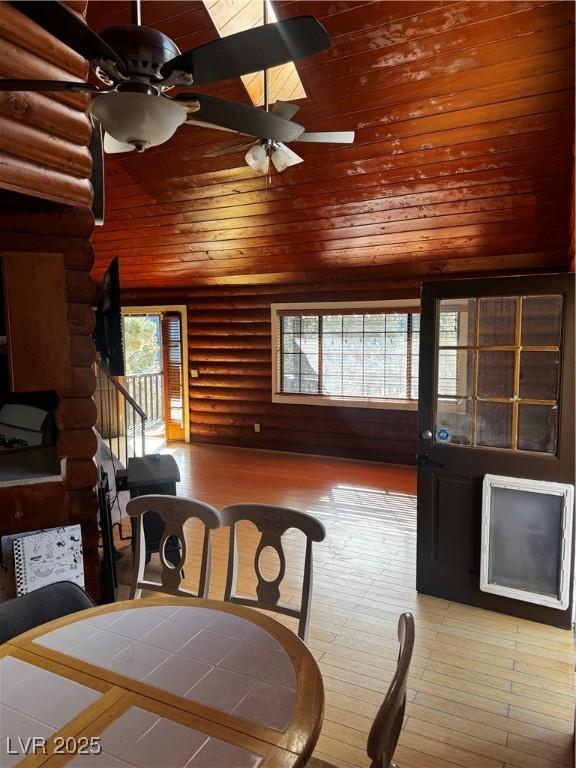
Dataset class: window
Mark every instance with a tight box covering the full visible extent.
[434,295,564,453]
[271,301,422,409]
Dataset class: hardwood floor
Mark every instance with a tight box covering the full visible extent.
[114,443,575,768]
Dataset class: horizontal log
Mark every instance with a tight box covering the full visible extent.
[188,323,271,337]
[0,2,87,79]
[57,428,98,459]
[70,334,96,366]
[66,270,95,303]
[64,242,95,270]
[0,200,94,238]
[68,303,96,335]
[56,397,97,430]
[65,489,98,522]
[190,433,416,464]
[191,412,417,440]
[0,153,92,207]
[0,115,91,178]
[0,234,95,262]
[191,375,269,389]
[0,90,91,145]
[190,399,417,422]
[0,37,89,111]
[57,366,97,398]
[64,458,98,491]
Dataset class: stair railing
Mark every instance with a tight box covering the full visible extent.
[94,359,147,467]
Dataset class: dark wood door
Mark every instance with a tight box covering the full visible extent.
[417,274,575,628]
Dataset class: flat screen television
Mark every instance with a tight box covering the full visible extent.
[94,257,124,376]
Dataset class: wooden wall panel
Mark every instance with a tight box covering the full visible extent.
[91,0,574,287]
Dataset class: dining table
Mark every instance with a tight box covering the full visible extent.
[0,597,324,768]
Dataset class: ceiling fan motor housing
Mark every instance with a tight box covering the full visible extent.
[98,25,181,83]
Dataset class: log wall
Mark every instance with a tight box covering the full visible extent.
[0,197,99,597]
[0,1,93,208]
[125,278,423,465]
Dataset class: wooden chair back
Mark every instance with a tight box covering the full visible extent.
[220,503,326,643]
[126,495,221,600]
[367,612,415,768]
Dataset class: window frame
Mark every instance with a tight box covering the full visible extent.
[271,300,421,411]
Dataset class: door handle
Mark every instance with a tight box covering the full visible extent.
[417,453,444,469]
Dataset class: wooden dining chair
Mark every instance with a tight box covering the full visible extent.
[307,612,415,768]
[367,611,415,768]
[0,581,95,644]
[126,495,222,600]
[219,503,326,643]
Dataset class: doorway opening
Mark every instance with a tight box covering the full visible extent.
[122,306,188,448]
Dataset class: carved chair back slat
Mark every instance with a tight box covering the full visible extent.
[220,503,326,643]
[126,494,222,600]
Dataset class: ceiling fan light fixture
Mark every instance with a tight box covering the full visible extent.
[89,92,187,151]
[271,144,304,172]
[245,143,269,174]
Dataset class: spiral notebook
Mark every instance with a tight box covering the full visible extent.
[13,525,84,596]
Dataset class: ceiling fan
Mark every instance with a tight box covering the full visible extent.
[205,99,355,173]
[204,2,354,174]
[0,0,331,220]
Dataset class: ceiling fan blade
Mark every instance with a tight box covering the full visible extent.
[294,131,355,143]
[89,118,105,226]
[271,101,301,120]
[103,133,135,154]
[160,16,329,83]
[185,119,238,134]
[271,142,304,172]
[11,1,126,73]
[203,142,255,158]
[0,79,102,93]
[173,93,303,142]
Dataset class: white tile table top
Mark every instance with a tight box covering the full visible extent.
[34,605,297,732]
[66,706,263,768]
[0,657,101,768]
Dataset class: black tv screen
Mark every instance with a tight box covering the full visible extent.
[94,257,124,376]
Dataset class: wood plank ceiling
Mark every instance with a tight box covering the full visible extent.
[89,1,575,289]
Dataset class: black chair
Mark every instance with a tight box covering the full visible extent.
[0,581,95,644]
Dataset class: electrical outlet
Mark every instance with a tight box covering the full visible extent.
[190,369,199,379]
[254,423,261,433]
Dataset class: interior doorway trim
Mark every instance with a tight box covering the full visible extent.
[122,305,190,443]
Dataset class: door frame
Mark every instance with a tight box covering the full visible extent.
[121,305,190,443]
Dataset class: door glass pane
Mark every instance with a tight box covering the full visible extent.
[519,351,560,401]
[477,350,514,398]
[438,349,473,397]
[438,299,475,346]
[522,296,563,346]
[434,293,562,453]
[518,404,557,453]
[478,297,517,346]
[436,398,472,446]
[476,402,513,449]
